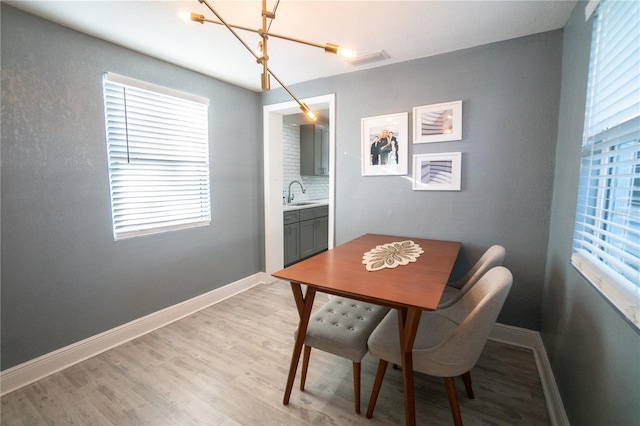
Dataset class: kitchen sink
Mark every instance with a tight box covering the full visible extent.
[290,202,317,206]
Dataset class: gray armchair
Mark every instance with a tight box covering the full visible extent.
[438,244,506,309]
[366,266,513,425]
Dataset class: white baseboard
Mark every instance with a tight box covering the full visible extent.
[490,323,570,426]
[1,278,568,426]
[0,272,271,396]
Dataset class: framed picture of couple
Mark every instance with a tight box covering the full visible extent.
[361,112,409,176]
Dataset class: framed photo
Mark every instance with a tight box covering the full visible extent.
[361,112,409,176]
[412,152,462,191]
[413,100,462,143]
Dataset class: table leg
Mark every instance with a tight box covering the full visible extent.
[397,307,422,426]
[283,283,316,405]
[290,282,305,317]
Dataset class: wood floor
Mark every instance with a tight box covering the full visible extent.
[1,281,550,425]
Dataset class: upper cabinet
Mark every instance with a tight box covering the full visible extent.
[300,124,329,176]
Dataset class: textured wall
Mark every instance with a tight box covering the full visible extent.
[263,31,563,330]
[543,2,640,424]
[1,5,262,369]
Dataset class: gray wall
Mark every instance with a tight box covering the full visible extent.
[1,5,263,370]
[543,2,640,424]
[6,7,635,423]
[263,31,563,330]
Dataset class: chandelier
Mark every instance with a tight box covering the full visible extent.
[185,0,355,121]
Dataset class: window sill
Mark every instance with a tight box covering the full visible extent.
[571,251,640,333]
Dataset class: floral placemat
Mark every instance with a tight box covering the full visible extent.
[362,240,424,271]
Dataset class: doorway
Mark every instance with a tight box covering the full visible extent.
[263,94,336,275]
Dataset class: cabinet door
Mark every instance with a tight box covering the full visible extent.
[284,222,300,266]
[299,219,316,259]
[313,128,324,175]
[300,125,315,176]
[315,215,329,252]
[318,129,329,176]
[300,124,329,176]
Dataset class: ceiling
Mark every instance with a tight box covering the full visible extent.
[5,1,577,92]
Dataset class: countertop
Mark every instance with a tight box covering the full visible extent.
[283,199,329,211]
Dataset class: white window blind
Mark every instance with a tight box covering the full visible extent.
[571,0,640,329]
[103,73,211,240]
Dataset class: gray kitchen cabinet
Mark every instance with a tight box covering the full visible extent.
[315,214,328,251]
[300,124,329,176]
[284,205,328,266]
[284,211,300,266]
[299,218,316,259]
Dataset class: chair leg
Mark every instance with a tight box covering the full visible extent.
[300,345,311,391]
[461,371,475,399]
[365,360,388,419]
[444,376,463,426]
[353,362,361,414]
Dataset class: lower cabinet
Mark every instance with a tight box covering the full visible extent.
[284,221,300,266]
[316,215,328,252]
[284,205,328,266]
[299,218,317,259]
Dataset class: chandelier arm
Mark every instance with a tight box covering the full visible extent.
[265,66,301,104]
[198,0,263,62]
[196,16,327,51]
[262,32,325,50]
[260,0,269,90]
[194,0,317,120]
[265,65,316,120]
[266,0,280,32]
[197,17,259,35]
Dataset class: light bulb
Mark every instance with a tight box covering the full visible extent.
[338,47,356,58]
[324,43,355,59]
[184,12,205,23]
[299,103,317,121]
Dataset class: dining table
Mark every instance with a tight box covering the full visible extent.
[272,233,461,426]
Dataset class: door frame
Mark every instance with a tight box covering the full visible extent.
[263,94,336,275]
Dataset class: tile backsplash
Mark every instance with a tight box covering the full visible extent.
[282,122,329,203]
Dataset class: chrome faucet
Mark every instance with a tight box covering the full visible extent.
[287,180,306,204]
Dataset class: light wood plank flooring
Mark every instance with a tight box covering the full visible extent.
[1,281,550,425]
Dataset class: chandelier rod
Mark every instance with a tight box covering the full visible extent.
[194,0,324,120]
[266,0,280,32]
[197,0,262,63]
[190,14,331,51]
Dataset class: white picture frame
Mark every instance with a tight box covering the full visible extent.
[412,152,462,191]
[413,100,462,143]
[361,112,409,176]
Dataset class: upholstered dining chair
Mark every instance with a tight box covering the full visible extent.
[438,244,506,309]
[365,266,513,425]
[298,296,390,413]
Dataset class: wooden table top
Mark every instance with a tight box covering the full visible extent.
[272,233,461,311]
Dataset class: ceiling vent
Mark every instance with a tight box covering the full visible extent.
[348,50,390,66]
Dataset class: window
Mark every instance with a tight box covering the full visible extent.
[571,0,640,329]
[102,73,211,240]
